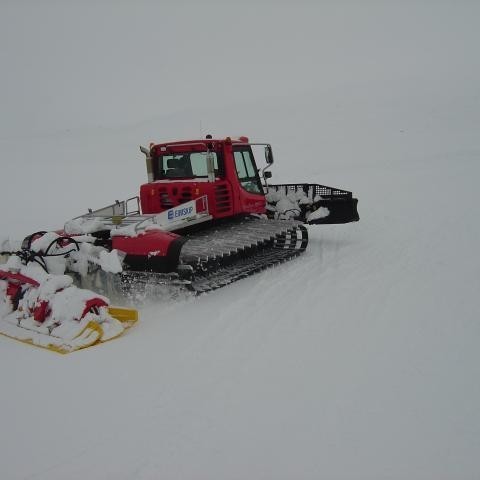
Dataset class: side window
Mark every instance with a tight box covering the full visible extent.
[234,151,248,179]
[243,151,256,177]
[233,148,262,194]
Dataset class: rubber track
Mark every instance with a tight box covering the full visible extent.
[113,217,308,299]
[191,247,304,294]
[180,217,307,272]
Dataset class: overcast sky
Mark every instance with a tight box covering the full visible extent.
[2,0,479,138]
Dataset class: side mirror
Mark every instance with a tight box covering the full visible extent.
[264,171,272,179]
[265,145,274,165]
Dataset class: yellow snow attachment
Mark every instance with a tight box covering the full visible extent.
[108,306,139,325]
[0,306,138,354]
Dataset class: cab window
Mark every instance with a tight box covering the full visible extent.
[233,148,263,194]
[154,152,223,179]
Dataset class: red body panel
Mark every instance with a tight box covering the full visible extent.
[0,270,40,287]
[33,301,50,323]
[112,229,185,272]
[81,298,108,319]
[112,230,180,257]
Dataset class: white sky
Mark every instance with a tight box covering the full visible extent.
[1,0,479,137]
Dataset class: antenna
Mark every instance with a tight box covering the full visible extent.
[199,120,203,139]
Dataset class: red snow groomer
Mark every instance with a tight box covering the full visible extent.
[56,135,359,296]
[0,135,358,352]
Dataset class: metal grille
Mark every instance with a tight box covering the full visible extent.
[214,184,232,213]
[158,188,174,209]
[268,183,352,199]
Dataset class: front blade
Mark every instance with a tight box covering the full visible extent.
[306,197,359,224]
[267,183,360,225]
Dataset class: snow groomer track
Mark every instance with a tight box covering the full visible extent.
[119,217,308,296]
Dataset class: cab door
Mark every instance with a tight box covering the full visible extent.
[232,146,266,214]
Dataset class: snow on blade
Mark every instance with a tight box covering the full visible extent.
[306,206,329,221]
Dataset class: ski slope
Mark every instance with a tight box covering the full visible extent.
[1,127,479,480]
[1,2,480,479]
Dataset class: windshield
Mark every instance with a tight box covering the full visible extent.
[153,152,223,179]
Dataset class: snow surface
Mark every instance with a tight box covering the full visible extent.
[1,2,480,479]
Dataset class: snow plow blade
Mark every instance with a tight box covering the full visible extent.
[307,197,359,224]
[267,183,360,224]
[0,308,138,354]
[0,317,103,354]
[108,306,139,325]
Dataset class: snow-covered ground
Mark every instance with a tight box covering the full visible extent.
[1,2,480,479]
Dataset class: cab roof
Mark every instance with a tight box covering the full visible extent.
[151,136,249,152]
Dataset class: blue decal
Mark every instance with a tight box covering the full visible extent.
[168,205,193,221]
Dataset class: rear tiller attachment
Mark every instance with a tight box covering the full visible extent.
[0,239,137,354]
